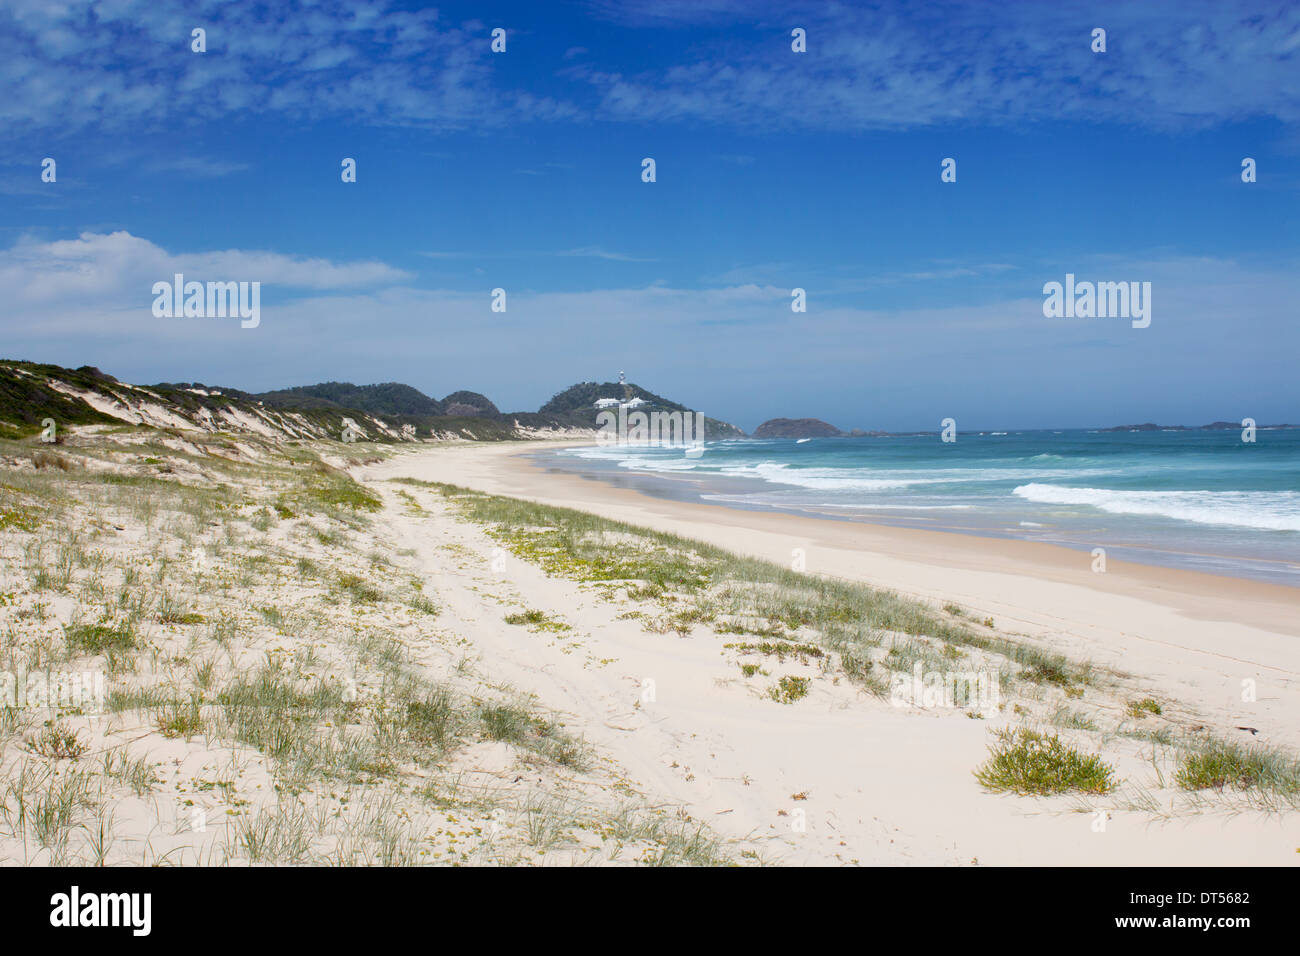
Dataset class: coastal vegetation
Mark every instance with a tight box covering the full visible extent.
[400,478,1093,701]
[974,728,1117,795]
[0,359,744,444]
[397,477,1300,809]
[0,430,733,865]
[2,417,1297,867]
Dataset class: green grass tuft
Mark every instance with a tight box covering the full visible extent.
[65,621,136,655]
[768,675,811,704]
[1126,697,1162,718]
[504,608,570,632]
[1175,740,1300,796]
[975,728,1117,795]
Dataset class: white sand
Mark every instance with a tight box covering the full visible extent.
[357,441,1300,865]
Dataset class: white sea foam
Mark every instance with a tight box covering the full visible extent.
[561,448,1115,490]
[713,462,1112,490]
[1013,484,1300,532]
[715,463,942,490]
[617,457,700,472]
[700,495,973,511]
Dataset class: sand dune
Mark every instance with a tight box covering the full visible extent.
[360,441,1300,865]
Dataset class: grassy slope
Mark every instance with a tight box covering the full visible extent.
[397,478,1300,810]
[0,431,730,865]
[0,363,124,439]
[0,360,529,443]
[2,419,1295,867]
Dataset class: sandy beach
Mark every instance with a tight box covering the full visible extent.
[355,440,1300,865]
[0,418,1296,872]
[7,0,1300,931]
[4,428,1297,868]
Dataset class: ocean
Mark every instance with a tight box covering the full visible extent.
[539,428,1300,586]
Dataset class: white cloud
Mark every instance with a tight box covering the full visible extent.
[0,231,411,311]
[555,246,657,262]
[0,231,1294,429]
[0,0,554,134]
[145,157,251,178]
[2,0,1293,138]
[575,1,1300,131]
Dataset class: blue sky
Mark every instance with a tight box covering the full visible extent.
[1,0,1297,431]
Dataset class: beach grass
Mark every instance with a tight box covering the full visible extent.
[6,424,1298,865]
[399,479,1096,702]
[390,477,1300,812]
[1175,738,1300,800]
[975,728,1118,795]
[0,432,732,865]
[504,608,571,632]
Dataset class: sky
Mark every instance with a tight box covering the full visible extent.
[0,0,1297,432]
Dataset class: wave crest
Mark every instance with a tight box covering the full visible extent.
[1012,484,1300,531]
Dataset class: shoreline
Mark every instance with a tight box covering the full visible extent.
[368,440,1300,752]
[9,430,1298,866]
[352,438,1300,863]
[528,443,1300,588]
[418,439,1299,633]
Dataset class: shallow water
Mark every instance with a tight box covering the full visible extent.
[541,429,1300,586]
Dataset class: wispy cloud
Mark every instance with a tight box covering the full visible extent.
[586,0,761,28]
[419,246,657,262]
[576,0,1300,131]
[0,0,576,135]
[555,246,657,262]
[2,229,1293,428]
[0,231,410,311]
[3,0,1292,139]
[417,251,480,260]
[145,157,251,178]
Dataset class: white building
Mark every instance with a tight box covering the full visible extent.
[593,396,647,410]
[592,372,647,410]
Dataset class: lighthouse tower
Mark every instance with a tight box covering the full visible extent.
[618,370,626,386]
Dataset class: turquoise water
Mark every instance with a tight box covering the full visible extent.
[546,429,1300,586]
